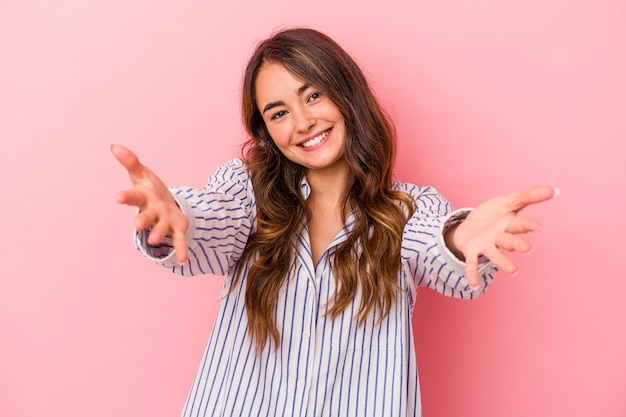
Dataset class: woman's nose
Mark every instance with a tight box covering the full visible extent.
[294,108,316,133]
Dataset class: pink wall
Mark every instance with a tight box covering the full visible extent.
[1,0,624,416]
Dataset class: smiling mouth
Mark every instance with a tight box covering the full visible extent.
[300,130,330,148]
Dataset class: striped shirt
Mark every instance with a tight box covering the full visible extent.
[136,159,497,417]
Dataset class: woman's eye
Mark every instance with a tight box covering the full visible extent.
[308,92,321,102]
[271,110,287,120]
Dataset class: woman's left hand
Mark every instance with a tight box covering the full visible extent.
[444,186,557,289]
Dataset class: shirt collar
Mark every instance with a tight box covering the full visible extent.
[299,176,311,200]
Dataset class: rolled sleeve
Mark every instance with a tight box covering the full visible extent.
[134,159,254,277]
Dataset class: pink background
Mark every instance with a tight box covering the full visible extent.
[1,0,625,416]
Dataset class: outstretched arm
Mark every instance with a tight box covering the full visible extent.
[444,186,558,289]
[111,144,189,265]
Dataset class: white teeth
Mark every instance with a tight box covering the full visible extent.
[301,131,329,148]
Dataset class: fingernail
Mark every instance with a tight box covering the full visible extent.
[470,284,480,291]
[552,187,560,198]
[510,270,519,277]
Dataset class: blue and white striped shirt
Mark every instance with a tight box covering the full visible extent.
[136,159,496,417]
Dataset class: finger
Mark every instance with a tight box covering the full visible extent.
[506,216,542,234]
[115,189,147,207]
[482,247,518,275]
[172,229,188,265]
[495,233,532,253]
[133,210,158,231]
[111,144,145,178]
[148,220,171,246]
[507,186,557,213]
[464,253,481,290]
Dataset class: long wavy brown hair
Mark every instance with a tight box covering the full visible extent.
[236,28,415,352]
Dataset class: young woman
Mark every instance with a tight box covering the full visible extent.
[112,28,555,417]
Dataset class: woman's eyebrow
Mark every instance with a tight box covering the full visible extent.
[262,101,284,114]
[297,83,311,96]
[262,83,312,114]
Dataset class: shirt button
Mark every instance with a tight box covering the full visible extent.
[297,380,305,388]
[302,331,310,339]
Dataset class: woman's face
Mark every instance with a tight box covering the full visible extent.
[255,62,347,174]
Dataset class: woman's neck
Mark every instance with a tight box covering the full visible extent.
[304,160,352,265]
[305,160,351,206]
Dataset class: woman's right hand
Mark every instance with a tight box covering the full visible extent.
[111,144,189,264]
